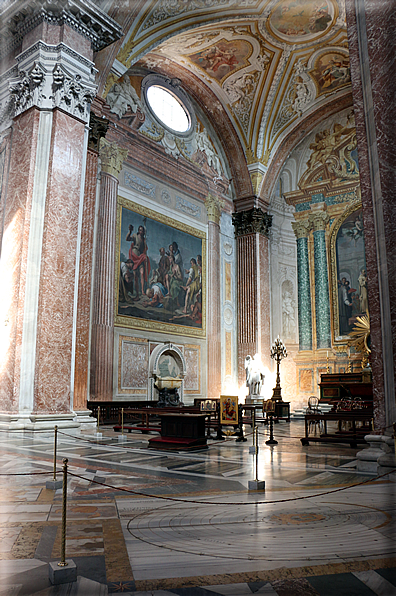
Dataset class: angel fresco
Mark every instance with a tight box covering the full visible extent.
[189,39,251,82]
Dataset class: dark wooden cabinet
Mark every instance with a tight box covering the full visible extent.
[148,413,208,450]
[319,372,372,405]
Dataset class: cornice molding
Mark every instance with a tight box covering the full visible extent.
[0,0,122,59]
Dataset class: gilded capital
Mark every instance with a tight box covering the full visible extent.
[205,193,225,225]
[309,210,329,232]
[291,219,311,239]
[232,207,272,238]
[99,138,128,179]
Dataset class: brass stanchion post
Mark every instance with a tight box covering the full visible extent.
[59,458,68,568]
[53,425,58,481]
[96,406,102,438]
[248,424,264,491]
[48,458,77,584]
[46,426,63,490]
[118,407,127,442]
[255,426,258,482]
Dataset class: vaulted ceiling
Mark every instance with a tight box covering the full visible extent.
[96,0,352,201]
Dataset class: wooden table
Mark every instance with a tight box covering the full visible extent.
[148,413,208,450]
[301,411,373,447]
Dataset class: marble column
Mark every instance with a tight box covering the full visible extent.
[73,114,109,425]
[309,206,331,350]
[90,139,128,401]
[232,208,272,384]
[0,29,98,430]
[345,0,396,433]
[292,220,313,351]
[205,194,224,398]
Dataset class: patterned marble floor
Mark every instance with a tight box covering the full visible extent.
[0,420,394,595]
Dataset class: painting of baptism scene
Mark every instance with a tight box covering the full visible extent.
[117,201,205,333]
[335,208,369,338]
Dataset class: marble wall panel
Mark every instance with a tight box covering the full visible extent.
[225,332,232,378]
[225,262,232,302]
[184,345,201,393]
[207,221,221,397]
[119,337,149,393]
[34,110,85,414]
[0,109,40,412]
[73,149,98,410]
[258,234,271,369]
[299,369,314,393]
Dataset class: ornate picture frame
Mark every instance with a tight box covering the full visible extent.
[329,202,369,342]
[219,395,239,425]
[115,196,206,338]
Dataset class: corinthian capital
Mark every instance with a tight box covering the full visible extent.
[309,210,329,232]
[291,219,311,239]
[205,193,225,225]
[232,207,272,238]
[99,138,128,179]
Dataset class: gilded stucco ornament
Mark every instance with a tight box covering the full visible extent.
[205,193,225,225]
[99,138,128,179]
[291,219,311,239]
[308,210,329,232]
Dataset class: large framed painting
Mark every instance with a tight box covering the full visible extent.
[115,197,206,338]
[330,204,369,340]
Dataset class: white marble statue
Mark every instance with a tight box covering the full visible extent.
[245,353,265,396]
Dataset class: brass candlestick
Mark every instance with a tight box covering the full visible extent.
[270,336,287,402]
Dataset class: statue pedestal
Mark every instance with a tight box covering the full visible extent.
[245,395,263,406]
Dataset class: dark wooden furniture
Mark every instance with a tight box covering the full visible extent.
[274,401,290,421]
[319,371,373,405]
[113,406,201,434]
[148,413,208,450]
[301,411,373,447]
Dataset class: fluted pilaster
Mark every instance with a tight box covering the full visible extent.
[232,208,272,384]
[74,114,108,412]
[90,140,127,400]
[205,194,224,397]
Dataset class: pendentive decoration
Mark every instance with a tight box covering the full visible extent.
[232,207,272,237]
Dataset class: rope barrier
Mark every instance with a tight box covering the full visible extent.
[65,467,396,507]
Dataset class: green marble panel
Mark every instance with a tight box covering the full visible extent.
[297,237,312,350]
[313,230,331,348]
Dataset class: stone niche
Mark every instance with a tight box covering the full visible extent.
[149,343,187,406]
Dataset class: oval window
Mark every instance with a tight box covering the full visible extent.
[146,85,190,133]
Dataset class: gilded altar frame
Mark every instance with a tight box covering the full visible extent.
[329,200,365,342]
[115,196,206,338]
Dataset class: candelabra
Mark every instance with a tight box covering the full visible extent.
[270,336,287,402]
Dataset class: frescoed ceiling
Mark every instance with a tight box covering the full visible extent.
[96,0,352,199]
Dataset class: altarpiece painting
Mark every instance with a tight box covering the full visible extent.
[331,205,369,339]
[116,197,206,338]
